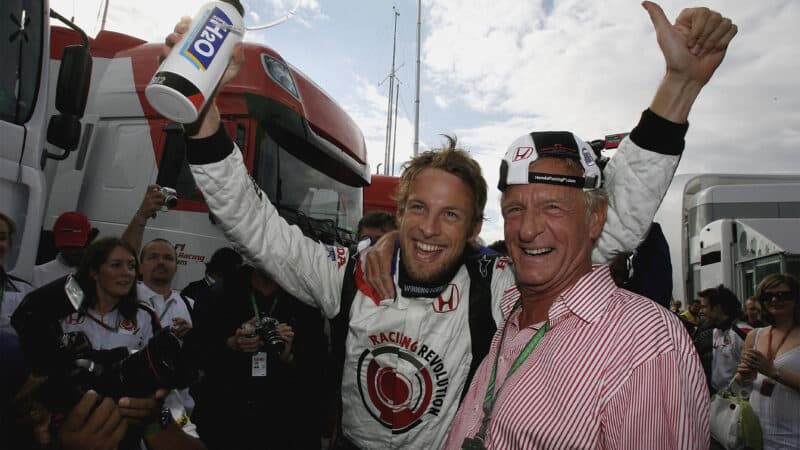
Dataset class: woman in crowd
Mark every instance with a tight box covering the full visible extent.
[737,273,800,450]
[12,237,205,449]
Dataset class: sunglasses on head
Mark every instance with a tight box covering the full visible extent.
[760,291,795,303]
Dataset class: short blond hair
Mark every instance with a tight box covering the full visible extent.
[394,135,487,227]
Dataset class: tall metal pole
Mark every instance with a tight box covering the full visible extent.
[391,81,400,175]
[100,0,110,31]
[413,0,421,156]
[384,7,399,175]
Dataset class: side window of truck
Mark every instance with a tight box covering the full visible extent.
[157,122,246,203]
[1,1,44,124]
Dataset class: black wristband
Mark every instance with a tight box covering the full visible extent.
[628,108,689,156]
[186,124,235,165]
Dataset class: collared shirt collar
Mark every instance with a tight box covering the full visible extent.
[136,281,178,308]
[554,264,617,324]
[503,265,617,325]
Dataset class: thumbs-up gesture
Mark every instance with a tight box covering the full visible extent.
[643,1,737,86]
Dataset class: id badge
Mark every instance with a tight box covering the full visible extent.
[760,379,775,397]
[252,352,267,377]
[461,437,488,450]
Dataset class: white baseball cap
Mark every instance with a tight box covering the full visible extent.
[498,131,602,192]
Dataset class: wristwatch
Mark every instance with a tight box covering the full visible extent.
[143,407,171,438]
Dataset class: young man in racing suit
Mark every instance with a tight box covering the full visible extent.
[164,1,734,447]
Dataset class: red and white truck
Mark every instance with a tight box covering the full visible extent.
[3,0,379,288]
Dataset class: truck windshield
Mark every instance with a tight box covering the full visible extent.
[253,127,361,246]
[156,122,361,246]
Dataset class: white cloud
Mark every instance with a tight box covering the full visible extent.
[344,76,424,177]
[422,0,799,163]
[434,95,449,109]
[50,0,322,41]
[419,0,800,243]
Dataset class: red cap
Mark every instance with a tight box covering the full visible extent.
[53,211,91,248]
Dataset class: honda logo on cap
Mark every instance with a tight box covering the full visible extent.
[513,147,535,162]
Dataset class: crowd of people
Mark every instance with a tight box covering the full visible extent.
[663,277,800,450]
[2,2,794,450]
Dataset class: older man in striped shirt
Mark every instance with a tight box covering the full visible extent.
[444,4,735,447]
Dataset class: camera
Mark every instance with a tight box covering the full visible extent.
[160,186,178,209]
[252,316,285,355]
[39,328,196,413]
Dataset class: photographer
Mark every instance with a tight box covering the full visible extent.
[11,237,206,449]
[192,264,326,450]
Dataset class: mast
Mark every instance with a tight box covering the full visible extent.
[413,0,421,156]
[384,7,400,175]
[100,0,110,31]
[391,81,400,174]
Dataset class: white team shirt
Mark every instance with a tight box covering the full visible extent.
[712,326,744,391]
[136,282,197,428]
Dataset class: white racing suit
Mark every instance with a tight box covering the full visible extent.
[187,109,685,449]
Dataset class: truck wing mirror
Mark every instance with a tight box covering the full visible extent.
[45,45,92,156]
[54,44,92,117]
[45,9,92,159]
[46,114,82,156]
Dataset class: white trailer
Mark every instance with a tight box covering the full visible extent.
[697,218,800,300]
[655,174,800,302]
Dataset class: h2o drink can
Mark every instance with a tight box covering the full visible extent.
[145,0,245,123]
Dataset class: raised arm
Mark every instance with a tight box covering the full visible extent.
[593,2,737,262]
[645,2,737,122]
[121,184,165,254]
[159,18,346,318]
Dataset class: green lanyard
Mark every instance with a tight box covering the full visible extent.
[250,294,261,320]
[152,298,174,323]
[476,300,549,442]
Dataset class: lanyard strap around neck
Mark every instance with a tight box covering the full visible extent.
[475,300,549,441]
[250,293,261,320]
[151,296,175,322]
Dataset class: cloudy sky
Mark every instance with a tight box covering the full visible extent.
[50,0,799,243]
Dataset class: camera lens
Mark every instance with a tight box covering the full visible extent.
[164,195,178,209]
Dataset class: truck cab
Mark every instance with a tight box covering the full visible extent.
[10,9,370,288]
[2,0,91,280]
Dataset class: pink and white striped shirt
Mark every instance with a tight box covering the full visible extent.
[445,265,709,450]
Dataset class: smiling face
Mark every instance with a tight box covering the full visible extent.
[501,158,606,298]
[761,282,796,321]
[398,167,481,283]
[92,245,137,301]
